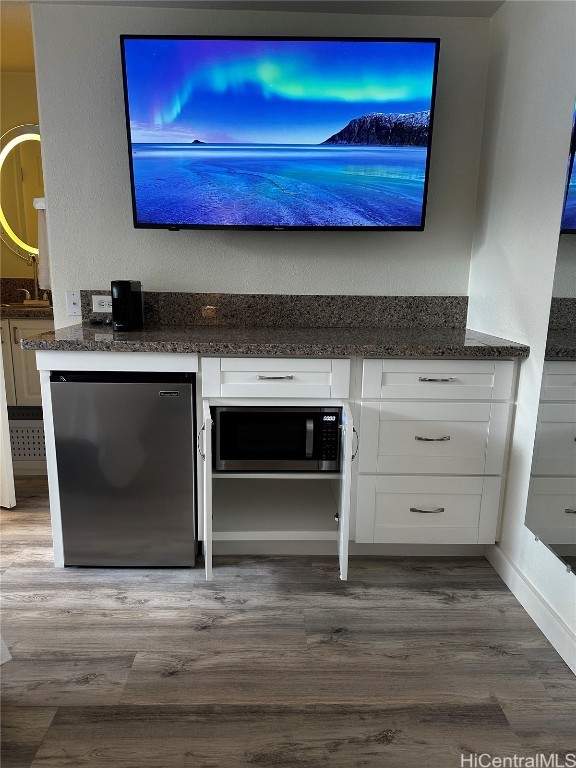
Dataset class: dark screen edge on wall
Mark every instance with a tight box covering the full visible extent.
[120,35,440,232]
[560,102,576,234]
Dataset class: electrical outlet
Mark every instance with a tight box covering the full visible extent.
[92,295,112,313]
[66,291,81,316]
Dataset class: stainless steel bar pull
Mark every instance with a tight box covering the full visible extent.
[305,419,314,458]
[415,435,451,442]
[257,375,294,380]
[418,376,456,383]
[410,507,445,514]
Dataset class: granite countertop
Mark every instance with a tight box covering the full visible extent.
[545,329,576,360]
[1,307,54,320]
[21,322,530,358]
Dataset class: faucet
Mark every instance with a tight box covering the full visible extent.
[17,255,51,306]
[31,255,39,301]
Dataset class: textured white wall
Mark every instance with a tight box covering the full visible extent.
[31,4,490,326]
[467,1,576,646]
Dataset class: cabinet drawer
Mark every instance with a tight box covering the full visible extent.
[526,477,576,544]
[362,359,515,401]
[532,403,576,476]
[356,475,501,544]
[202,357,350,398]
[359,401,510,475]
[541,362,576,401]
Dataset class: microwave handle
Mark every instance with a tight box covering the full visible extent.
[305,419,314,458]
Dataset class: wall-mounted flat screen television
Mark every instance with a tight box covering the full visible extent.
[120,36,440,231]
[560,103,576,234]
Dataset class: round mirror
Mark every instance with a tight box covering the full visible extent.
[0,124,42,257]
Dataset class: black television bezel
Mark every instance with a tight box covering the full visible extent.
[120,34,441,232]
[560,110,576,234]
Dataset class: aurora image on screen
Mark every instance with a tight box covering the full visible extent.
[560,104,576,233]
[122,37,439,229]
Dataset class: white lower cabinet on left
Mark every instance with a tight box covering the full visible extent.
[198,400,353,581]
[2,318,54,406]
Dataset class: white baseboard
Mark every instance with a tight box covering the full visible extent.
[212,541,486,556]
[486,544,576,674]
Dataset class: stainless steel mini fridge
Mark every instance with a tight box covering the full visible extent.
[50,371,196,566]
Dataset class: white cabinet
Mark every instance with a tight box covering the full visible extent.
[361,359,515,401]
[202,357,350,399]
[1,321,16,405]
[2,318,53,406]
[527,477,576,545]
[355,359,516,545]
[358,400,510,476]
[528,362,576,545]
[198,357,353,581]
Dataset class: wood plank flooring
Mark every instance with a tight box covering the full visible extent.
[1,477,575,767]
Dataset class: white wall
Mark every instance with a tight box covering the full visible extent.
[31,3,490,326]
[467,0,576,664]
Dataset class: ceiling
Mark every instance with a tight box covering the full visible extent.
[146,1,506,17]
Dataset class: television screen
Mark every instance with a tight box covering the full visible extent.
[560,103,576,234]
[121,36,440,231]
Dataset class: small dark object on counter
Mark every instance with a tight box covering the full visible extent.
[89,318,103,325]
[111,280,143,332]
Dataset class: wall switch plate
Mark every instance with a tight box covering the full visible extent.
[92,294,112,313]
[65,291,81,316]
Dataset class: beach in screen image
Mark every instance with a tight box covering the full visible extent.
[132,143,427,227]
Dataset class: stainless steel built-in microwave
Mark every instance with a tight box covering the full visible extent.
[213,406,342,472]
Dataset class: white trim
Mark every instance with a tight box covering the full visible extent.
[486,544,576,675]
[39,370,64,566]
[0,347,16,508]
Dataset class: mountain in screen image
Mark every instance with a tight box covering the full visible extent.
[322,111,430,146]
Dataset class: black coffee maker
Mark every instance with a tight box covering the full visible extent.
[111,280,144,331]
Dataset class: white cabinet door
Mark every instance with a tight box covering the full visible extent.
[1,320,16,406]
[362,359,515,401]
[338,403,353,581]
[356,475,501,545]
[541,362,576,401]
[202,400,213,581]
[527,477,576,544]
[358,401,510,476]
[532,403,576,476]
[202,357,350,399]
[11,319,53,406]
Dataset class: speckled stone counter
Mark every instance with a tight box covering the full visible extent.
[21,323,529,359]
[0,307,53,320]
[545,329,576,360]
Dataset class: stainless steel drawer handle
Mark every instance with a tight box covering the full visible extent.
[410,507,445,514]
[565,509,576,514]
[418,376,456,383]
[256,375,294,380]
[415,435,451,442]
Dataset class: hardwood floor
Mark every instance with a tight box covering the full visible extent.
[1,476,575,767]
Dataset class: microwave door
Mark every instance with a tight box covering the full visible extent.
[214,408,339,472]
